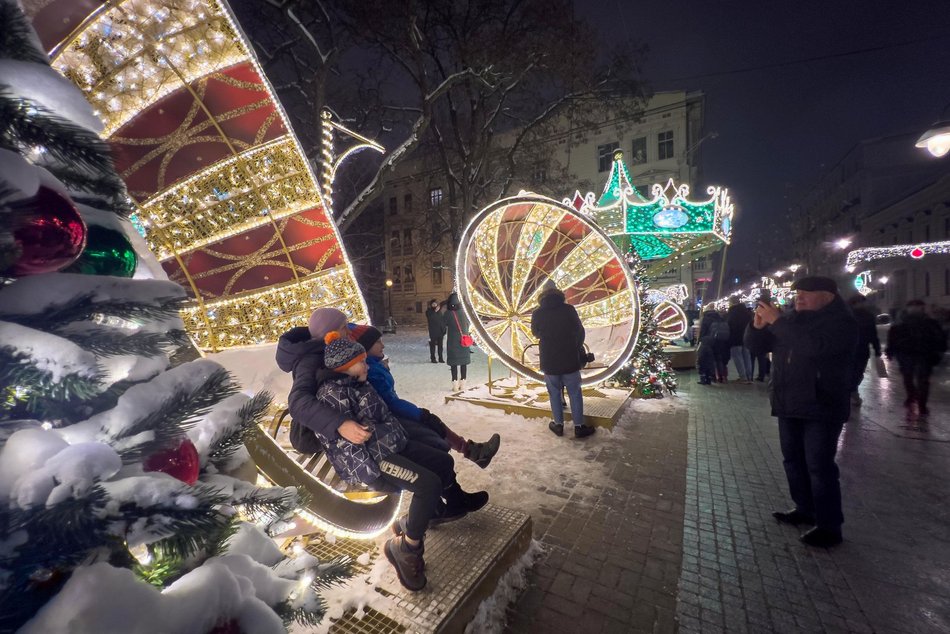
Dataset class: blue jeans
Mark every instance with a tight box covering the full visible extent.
[730,345,752,380]
[777,417,845,530]
[544,371,584,427]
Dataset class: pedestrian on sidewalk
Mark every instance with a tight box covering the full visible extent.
[531,280,596,438]
[886,299,947,419]
[352,324,501,469]
[745,276,857,548]
[443,292,473,391]
[847,294,881,406]
[426,299,446,364]
[698,306,730,383]
[726,296,753,383]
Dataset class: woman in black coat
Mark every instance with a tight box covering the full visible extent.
[443,292,473,390]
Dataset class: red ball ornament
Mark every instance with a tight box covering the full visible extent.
[143,439,200,485]
[7,186,87,276]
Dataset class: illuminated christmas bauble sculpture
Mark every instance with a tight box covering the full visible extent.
[456,194,640,385]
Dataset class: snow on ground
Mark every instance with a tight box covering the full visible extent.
[208,326,686,528]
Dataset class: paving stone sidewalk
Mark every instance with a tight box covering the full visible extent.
[504,362,950,633]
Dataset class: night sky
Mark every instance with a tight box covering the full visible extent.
[580,0,950,270]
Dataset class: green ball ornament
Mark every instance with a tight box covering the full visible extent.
[66,225,137,277]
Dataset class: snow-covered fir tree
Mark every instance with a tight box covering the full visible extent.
[0,3,349,631]
[612,250,677,397]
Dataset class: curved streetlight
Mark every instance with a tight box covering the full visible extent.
[915,104,950,158]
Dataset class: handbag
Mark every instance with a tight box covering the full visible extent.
[874,355,887,378]
[453,311,474,347]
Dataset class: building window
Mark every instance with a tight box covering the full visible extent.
[432,261,443,287]
[415,301,423,313]
[430,187,443,207]
[389,196,397,215]
[392,266,402,291]
[630,136,647,165]
[597,142,620,172]
[403,228,413,254]
[390,230,401,256]
[531,166,547,185]
[403,263,415,292]
[924,224,930,241]
[657,130,674,160]
[404,193,413,213]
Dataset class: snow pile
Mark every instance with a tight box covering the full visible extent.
[465,539,545,634]
[0,59,103,133]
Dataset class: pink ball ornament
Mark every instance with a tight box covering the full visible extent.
[143,439,200,485]
[6,186,86,276]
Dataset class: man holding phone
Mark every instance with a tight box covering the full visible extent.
[745,276,858,547]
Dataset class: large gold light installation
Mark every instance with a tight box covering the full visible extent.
[30,0,368,350]
[456,194,640,386]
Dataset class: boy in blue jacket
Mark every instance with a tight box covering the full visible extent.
[351,324,501,469]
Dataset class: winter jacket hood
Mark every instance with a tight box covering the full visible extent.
[276,326,324,373]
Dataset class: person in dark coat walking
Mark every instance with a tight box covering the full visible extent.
[726,297,753,383]
[443,292,473,391]
[847,294,881,406]
[425,299,446,363]
[530,280,596,438]
[886,299,948,418]
[698,308,730,383]
[745,276,857,548]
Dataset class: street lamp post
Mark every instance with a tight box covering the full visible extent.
[385,278,393,319]
[915,104,950,158]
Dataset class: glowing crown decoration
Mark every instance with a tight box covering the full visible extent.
[457,194,641,386]
[28,0,369,350]
[569,151,733,269]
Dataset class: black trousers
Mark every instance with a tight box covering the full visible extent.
[777,417,845,530]
[850,347,871,392]
[429,338,444,362]
[377,440,456,540]
[752,352,771,379]
[450,364,467,381]
[898,356,933,408]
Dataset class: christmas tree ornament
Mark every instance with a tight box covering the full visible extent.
[6,186,86,276]
[143,439,200,485]
[65,224,138,277]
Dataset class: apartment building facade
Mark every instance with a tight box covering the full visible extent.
[381,91,719,324]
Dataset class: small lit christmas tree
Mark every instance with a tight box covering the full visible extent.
[612,250,677,397]
[0,4,348,632]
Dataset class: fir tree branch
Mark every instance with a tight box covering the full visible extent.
[4,293,188,332]
[274,600,328,629]
[0,88,118,189]
[0,347,104,421]
[114,368,238,462]
[43,163,132,216]
[0,3,50,65]
[208,391,273,467]
[58,329,171,358]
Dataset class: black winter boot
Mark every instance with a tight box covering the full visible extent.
[463,433,501,468]
[384,535,427,591]
[442,482,488,516]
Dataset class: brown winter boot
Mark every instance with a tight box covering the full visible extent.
[384,535,426,591]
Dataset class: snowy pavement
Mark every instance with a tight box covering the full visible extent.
[210,329,950,633]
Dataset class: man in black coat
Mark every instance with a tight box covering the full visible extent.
[530,280,596,438]
[726,297,753,382]
[887,299,948,418]
[425,299,446,363]
[745,276,858,547]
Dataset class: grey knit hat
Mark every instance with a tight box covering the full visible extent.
[323,331,366,372]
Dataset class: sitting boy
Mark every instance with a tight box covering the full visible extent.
[351,324,501,469]
[315,331,450,591]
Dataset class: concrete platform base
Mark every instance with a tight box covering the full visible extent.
[666,345,697,369]
[444,380,632,430]
[291,504,533,633]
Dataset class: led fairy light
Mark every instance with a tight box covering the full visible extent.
[455,193,641,387]
[48,0,371,347]
[321,110,335,215]
[845,241,950,270]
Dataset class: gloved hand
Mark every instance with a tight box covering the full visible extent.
[418,408,448,438]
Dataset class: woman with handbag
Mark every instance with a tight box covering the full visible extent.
[443,292,474,391]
